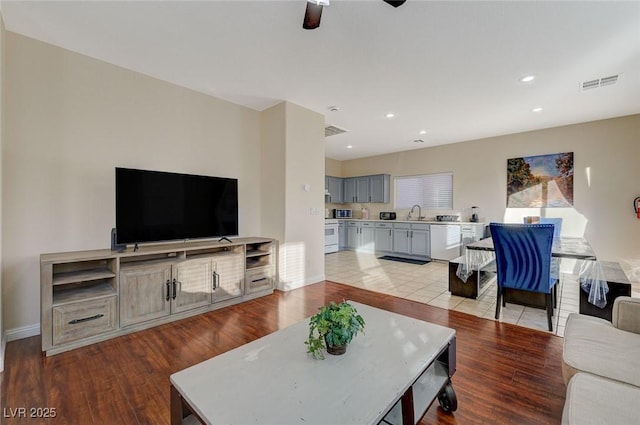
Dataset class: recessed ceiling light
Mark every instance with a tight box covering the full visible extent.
[385,113,395,118]
[419,130,427,135]
[532,107,543,112]
[520,75,536,83]
[347,145,353,149]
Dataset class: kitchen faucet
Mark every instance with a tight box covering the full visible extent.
[407,204,422,221]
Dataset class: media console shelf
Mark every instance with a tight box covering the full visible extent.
[41,237,278,356]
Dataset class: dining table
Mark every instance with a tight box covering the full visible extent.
[456,236,609,308]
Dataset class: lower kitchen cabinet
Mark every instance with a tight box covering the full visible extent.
[360,222,375,252]
[347,221,376,252]
[411,224,430,257]
[393,223,430,258]
[374,222,393,252]
[338,222,347,250]
[346,222,359,250]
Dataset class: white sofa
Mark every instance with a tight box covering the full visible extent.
[561,296,640,424]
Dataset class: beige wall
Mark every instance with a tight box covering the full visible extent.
[281,102,325,289]
[340,115,640,271]
[261,102,326,289]
[325,157,342,177]
[260,103,287,243]
[0,17,5,370]
[2,32,324,337]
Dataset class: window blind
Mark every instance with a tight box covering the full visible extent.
[395,172,453,210]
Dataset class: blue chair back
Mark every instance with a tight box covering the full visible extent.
[490,223,555,293]
[539,218,562,241]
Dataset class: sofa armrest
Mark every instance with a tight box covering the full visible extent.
[612,296,640,334]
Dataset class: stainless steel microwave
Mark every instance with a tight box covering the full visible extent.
[333,209,352,218]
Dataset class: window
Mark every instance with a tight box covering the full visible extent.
[395,172,453,210]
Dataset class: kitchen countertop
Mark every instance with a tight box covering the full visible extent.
[326,218,486,225]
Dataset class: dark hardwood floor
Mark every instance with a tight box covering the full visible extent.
[1,281,566,424]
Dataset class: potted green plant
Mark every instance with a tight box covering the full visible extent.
[305,301,366,360]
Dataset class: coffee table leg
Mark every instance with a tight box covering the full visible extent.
[401,386,415,425]
[171,384,185,425]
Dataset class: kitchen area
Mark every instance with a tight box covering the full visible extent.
[324,173,486,262]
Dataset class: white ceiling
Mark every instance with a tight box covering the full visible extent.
[2,0,639,161]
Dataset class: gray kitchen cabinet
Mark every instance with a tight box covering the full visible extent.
[326,176,344,204]
[344,177,368,203]
[369,174,390,203]
[374,222,394,252]
[347,221,375,252]
[355,177,370,203]
[338,222,347,250]
[336,174,391,204]
[410,223,430,257]
[346,221,359,250]
[360,222,375,251]
[393,223,411,255]
[343,178,357,203]
[392,222,430,258]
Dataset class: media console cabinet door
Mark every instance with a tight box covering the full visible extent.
[172,258,214,314]
[212,253,244,303]
[120,262,172,327]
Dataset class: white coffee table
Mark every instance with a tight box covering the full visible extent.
[170,301,457,425]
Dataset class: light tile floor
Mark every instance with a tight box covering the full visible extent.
[325,251,640,336]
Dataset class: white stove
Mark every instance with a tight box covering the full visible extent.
[324,220,339,253]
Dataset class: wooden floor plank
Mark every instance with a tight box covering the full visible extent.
[1,281,566,424]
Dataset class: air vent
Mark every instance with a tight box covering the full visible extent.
[325,125,348,137]
[581,74,619,91]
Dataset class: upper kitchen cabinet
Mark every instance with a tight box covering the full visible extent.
[343,178,357,203]
[325,176,344,204]
[341,174,390,203]
[369,174,390,203]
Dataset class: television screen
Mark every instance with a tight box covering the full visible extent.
[115,168,238,244]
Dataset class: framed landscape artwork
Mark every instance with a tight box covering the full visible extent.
[507,152,574,208]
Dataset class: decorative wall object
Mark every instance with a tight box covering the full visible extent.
[507,152,574,208]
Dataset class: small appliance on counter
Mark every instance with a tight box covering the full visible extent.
[379,212,397,220]
[470,206,479,223]
[361,207,369,220]
[333,208,352,218]
[436,215,460,222]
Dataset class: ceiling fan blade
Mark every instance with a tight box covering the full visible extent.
[303,2,324,30]
[383,0,407,7]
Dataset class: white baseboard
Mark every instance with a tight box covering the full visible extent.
[277,274,325,291]
[6,323,40,342]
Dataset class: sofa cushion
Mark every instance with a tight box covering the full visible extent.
[562,313,640,387]
[562,372,640,425]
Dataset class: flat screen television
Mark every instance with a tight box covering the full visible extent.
[115,167,238,245]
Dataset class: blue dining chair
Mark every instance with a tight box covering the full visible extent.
[540,217,563,241]
[490,223,558,331]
